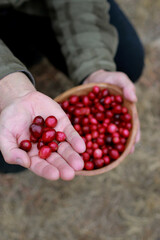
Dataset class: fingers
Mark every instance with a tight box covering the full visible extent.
[29,156,60,180]
[47,152,75,181]
[63,123,86,153]
[29,141,83,181]
[58,141,84,171]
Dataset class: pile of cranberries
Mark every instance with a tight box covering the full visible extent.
[60,85,132,170]
[19,115,66,159]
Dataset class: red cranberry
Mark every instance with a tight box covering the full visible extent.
[88,92,96,100]
[39,146,52,159]
[86,148,93,156]
[112,136,120,144]
[69,95,79,105]
[115,143,125,153]
[107,123,117,134]
[93,149,103,159]
[37,140,45,149]
[123,113,132,122]
[94,159,104,168]
[30,134,38,143]
[109,149,120,160]
[92,86,100,94]
[115,95,123,103]
[33,116,44,126]
[101,88,109,97]
[121,129,130,138]
[82,152,90,161]
[86,141,93,149]
[84,161,94,170]
[61,100,69,110]
[42,129,56,143]
[19,140,32,152]
[30,123,43,139]
[48,141,58,152]
[96,138,105,146]
[103,156,110,165]
[56,131,66,142]
[91,130,99,139]
[45,116,57,128]
[122,107,128,114]
[92,142,99,149]
[104,96,111,105]
[102,146,108,155]
[106,110,113,118]
[96,112,105,122]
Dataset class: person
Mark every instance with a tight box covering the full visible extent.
[0,0,144,180]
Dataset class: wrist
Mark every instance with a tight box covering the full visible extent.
[0,72,36,111]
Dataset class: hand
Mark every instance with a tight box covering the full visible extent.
[83,70,140,152]
[0,73,85,181]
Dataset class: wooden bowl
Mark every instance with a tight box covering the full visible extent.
[54,83,139,176]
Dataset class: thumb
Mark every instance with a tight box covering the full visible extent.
[123,85,138,102]
[0,136,31,168]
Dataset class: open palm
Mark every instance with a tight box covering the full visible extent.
[0,91,85,180]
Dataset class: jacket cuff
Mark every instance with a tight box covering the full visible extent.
[0,64,35,86]
[70,60,116,85]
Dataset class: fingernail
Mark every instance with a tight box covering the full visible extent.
[16,158,24,166]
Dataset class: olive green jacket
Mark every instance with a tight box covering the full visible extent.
[0,0,118,85]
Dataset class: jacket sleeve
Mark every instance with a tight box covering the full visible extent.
[46,0,118,84]
[0,39,35,84]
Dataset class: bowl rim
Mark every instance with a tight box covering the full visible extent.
[54,82,139,176]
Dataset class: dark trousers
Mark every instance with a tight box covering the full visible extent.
[0,0,144,173]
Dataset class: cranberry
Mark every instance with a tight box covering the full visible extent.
[102,146,108,155]
[121,128,130,138]
[69,95,79,105]
[123,113,132,122]
[30,134,38,143]
[94,159,104,168]
[92,85,100,94]
[122,107,128,114]
[107,123,117,134]
[96,138,105,146]
[115,95,123,103]
[19,140,32,152]
[86,141,93,149]
[48,141,58,152]
[56,131,66,142]
[74,124,81,132]
[39,146,52,159]
[93,149,103,159]
[45,116,57,128]
[88,92,96,100]
[96,112,105,122]
[61,100,69,110]
[115,143,125,153]
[103,156,110,165]
[86,148,93,156]
[82,96,90,106]
[84,161,94,170]
[101,88,109,97]
[42,129,56,143]
[33,116,44,126]
[109,149,120,160]
[82,152,90,161]
[37,140,45,149]
[30,123,43,139]
[104,96,111,105]
[112,136,120,144]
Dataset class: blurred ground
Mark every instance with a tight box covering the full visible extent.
[0,1,160,240]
